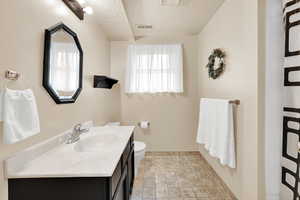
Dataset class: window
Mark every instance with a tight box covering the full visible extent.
[125,44,183,94]
[49,42,80,96]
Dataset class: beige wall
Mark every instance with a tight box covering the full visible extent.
[258,0,266,199]
[197,0,262,199]
[0,0,266,199]
[0,1,120,199]
[111,36,199,152]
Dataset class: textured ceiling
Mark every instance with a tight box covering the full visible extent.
[89,0,134,41]
[89,0,224,41]
[123,0,224,37]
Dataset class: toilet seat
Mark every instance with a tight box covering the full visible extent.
[134,141,146,153]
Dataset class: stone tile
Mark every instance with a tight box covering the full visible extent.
[167,186,182,197]
[181,188,196,198]
[131,152,236,200]
[156,188,169,198]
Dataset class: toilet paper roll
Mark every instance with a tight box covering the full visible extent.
[139,121,150,129]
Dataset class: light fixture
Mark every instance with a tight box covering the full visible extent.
[83,6,93,15]
[62,0,93,20]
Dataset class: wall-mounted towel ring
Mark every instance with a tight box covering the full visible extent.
[5,70,20,81]
[2,70,31,91]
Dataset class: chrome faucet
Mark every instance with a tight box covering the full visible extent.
[66,123,89,144]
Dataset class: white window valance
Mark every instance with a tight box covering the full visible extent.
[125,44,183,94]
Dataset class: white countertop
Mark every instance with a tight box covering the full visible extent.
[5,126,135,179]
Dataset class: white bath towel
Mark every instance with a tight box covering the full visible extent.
[197,98,236,168]
[0,88,40,144]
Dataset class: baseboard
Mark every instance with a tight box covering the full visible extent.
[266,193,280,200]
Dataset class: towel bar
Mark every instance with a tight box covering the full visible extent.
[229,100,240,105]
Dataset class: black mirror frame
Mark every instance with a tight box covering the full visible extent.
[43,23,83,104]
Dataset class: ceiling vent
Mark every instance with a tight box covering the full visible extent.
[160,0,181,6]
[135,24,153,29]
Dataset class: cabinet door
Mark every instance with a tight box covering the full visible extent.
[113,166,127,200]
[113,183,124,200]
[111,160,122,197]
[127,150,135,195]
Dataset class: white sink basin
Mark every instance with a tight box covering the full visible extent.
[74,134,119,152]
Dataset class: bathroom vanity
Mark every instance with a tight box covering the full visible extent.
[5,126,135,200]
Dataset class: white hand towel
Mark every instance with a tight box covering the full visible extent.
[1,88,40,144]
[197,98,236,168]
[0,91,3,121]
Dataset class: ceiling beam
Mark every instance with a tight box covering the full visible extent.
[117,0,135,41]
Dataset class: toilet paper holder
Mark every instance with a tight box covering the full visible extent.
[138,121,150,128]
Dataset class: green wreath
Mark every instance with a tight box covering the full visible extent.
[206,49,226,79]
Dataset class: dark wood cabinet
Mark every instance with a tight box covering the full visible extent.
[127,148,134,195]
[113,166,127,200]
[8,134,135,200]
[111,160,122,197]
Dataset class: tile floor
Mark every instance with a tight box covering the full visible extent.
[131,152,236,200]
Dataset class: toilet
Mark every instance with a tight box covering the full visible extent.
[105,122,146,176]
[134,141,146,176]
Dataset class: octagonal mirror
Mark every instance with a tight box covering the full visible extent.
[43,23,83,104]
